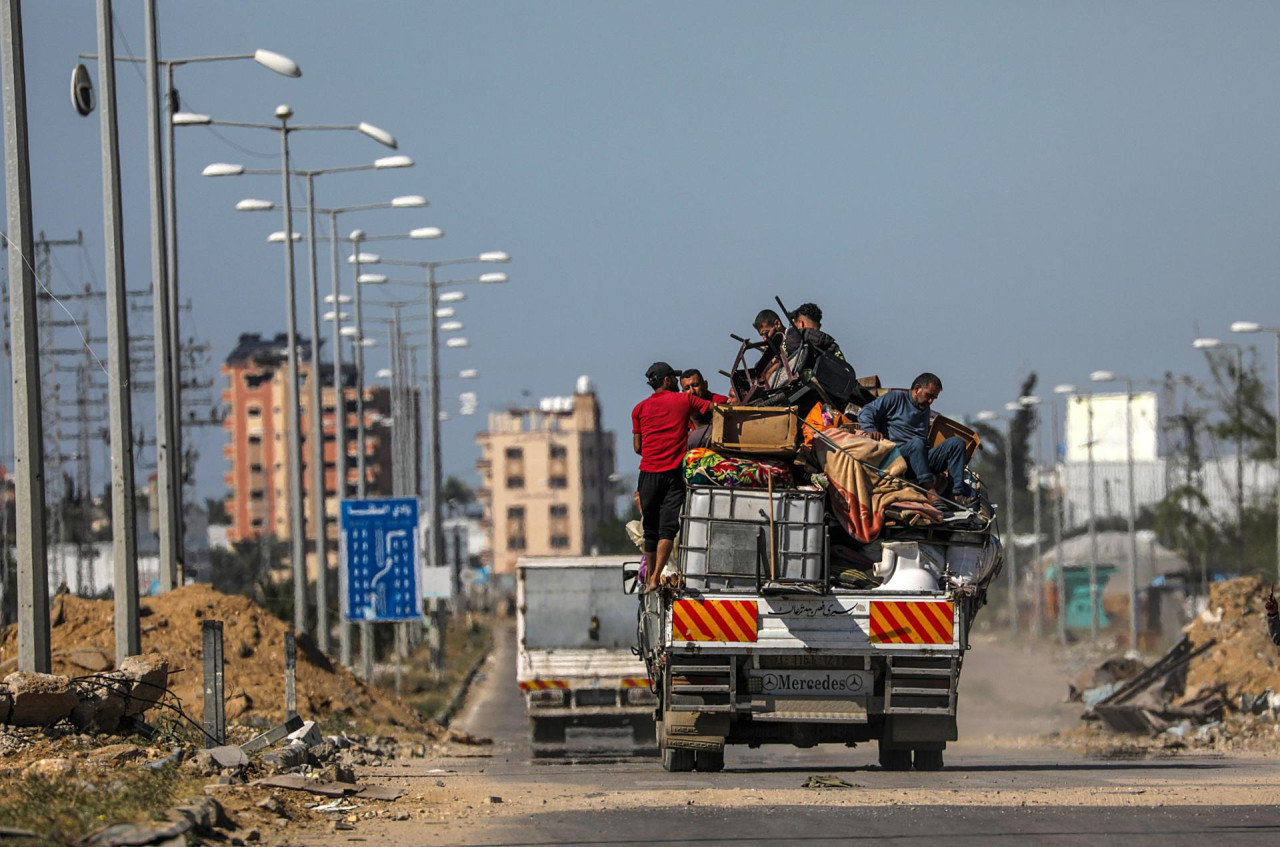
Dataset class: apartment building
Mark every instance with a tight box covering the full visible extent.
[221,333,397,579]
[475,377,616,575]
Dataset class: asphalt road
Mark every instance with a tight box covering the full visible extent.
[313,621,1280,847]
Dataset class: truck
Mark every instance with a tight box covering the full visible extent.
[630,482,1002,773]
[517,556,658,755]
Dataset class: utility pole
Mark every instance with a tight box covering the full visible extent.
[144,0,179,592]
[3,0,51,672]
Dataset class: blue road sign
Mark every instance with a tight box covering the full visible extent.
[340,497,422,622]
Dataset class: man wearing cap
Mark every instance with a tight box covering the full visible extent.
[633,362,713,592]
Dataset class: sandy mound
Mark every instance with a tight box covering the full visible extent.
[1183,575,1280,702]
[0,584,440,735]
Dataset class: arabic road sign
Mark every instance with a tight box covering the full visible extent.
[340,497,422,622]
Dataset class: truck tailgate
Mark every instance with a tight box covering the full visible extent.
[518,649,648,686]
[667,594,960,654]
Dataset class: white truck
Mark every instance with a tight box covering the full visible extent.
[629,484,1001,773]
[517,556,658,754]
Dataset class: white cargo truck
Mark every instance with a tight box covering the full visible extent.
[517,556,657,754]
[630,484,1001,773]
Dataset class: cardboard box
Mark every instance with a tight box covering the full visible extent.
[709,405,798,458]
[929,413,980,461]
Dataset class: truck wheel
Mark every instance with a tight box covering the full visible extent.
[662,746,695,772]
[913,749,944,771]
[530,718,566,744]
[695,749,725,772]
[877,745,912,772]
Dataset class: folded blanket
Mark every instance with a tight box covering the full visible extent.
[683,447,792,488]
[812,428,936,542]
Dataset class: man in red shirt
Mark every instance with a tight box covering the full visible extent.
[680,368,728,405]
[633,362,712,592]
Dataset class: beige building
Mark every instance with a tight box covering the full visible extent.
[475,377,615,575]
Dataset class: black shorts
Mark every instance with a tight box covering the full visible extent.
[637,468,685,551]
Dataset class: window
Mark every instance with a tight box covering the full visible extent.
[505,447,523,459]
[248,435,262,445]
[250,490,265,501]
[247,405,262,418]
[550,445,567,459]
[550,505,568,517]
[251,518,264,529]
[507,506,526,551]
[550,535,570,549]
[549,476,568,489]
[250,463,263,474]
[507,476,525,489]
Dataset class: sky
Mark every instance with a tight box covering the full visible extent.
[2,1,1278,504]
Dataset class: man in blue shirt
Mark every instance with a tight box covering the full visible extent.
[856,372,970,504]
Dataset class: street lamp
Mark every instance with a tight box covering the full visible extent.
[1193,337,1246,575]
[79,40,302,593]
[1231,321,1280,581]
[180,106,397,638]
[1019,395,1045,640]
[358,255,511,600]
[977,407,1018,634]
[1049,384,1075,644]
[1091,369,1141,651]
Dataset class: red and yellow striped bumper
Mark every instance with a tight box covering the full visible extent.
[869,600,954,645]
[672,599,759,643]
[518,679,570,692]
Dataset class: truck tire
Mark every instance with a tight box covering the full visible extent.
[877,745,912,772]
[695,749,725,772]
[530,718,566,744]
[662,746,696,772]
[913,749,944,771]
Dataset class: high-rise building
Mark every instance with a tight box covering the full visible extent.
[221,333,400,579]
[475,377,616,575]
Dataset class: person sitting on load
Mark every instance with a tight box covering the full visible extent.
[855,372,972,506]
[787,302,845,361]
[680,368,728,405]
[633,362,713,593]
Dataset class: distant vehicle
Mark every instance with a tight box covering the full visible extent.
[516,557,657,755]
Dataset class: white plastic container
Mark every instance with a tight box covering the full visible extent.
[679,486,826,590]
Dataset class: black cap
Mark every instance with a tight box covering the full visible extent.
[645,362,676,381]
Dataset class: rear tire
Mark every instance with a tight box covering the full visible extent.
[695,749,725,772]
[877,745,912,771]
[662,746,696,772]
[913,748,944,771]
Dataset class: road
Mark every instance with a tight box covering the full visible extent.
[310,621,1280,846]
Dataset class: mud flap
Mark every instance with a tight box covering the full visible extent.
[662,710,730,752]
[882,714,957,750]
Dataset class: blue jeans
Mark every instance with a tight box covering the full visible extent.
[898,436,967,496]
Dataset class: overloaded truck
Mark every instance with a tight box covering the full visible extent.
[629,317,1004,772]
[517,556,657,754]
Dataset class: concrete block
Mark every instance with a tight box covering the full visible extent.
[0,683,10,724]
[208,745,249,769]
[286,720,322,748]
[70,674,128,733]
[117,654,169,716]
[4,672,78,727]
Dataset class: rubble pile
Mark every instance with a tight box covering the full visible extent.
[0,653,168,732]
[0,584,439,733]
[1076,576,1280,752]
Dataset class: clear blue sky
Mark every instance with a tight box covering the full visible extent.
[3,1,1278,502]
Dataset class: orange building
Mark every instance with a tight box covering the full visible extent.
[221,333,397,579]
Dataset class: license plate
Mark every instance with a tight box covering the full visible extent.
[751,669,872,697]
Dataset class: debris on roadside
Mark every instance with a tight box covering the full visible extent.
[1075,576,1280,753]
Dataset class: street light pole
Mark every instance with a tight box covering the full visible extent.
[1021,395,1044,640]
[303,174,329,652]
[95,0,140,663]
[329,212,351,667]
[144,0,179,592]
[2,0,50,672]
[1092,370,1141,650]
[1232,322,1280,581]
[277,106,307,636]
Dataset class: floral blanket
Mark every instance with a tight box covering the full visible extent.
[683,448,792,488]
